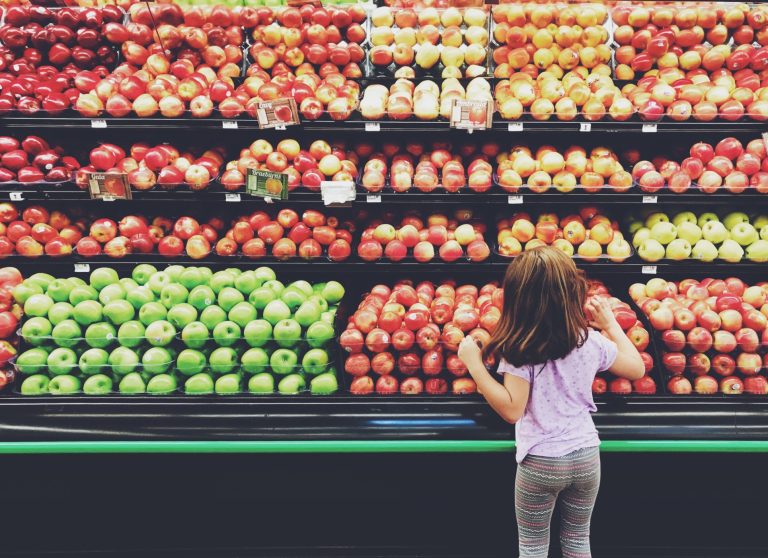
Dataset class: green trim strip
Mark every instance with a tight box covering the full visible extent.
[0,440,765,454]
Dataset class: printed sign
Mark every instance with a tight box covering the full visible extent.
[246,169,288,200]
[88,173,131,200]
[256,98,300,129]
[450,99,492,130]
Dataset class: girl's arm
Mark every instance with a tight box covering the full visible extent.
[458,337,529,424]
[586,297,645,381]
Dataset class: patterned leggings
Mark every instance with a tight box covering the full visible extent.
[515,446,601,558]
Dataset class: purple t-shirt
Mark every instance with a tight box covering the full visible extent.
[498,329,618,463]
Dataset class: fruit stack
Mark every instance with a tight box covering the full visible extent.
[496,208,632,263]
[587,279,656,395]
[12,264,344,396]
[0,267,23,392]
[630,277,768,395]
[0,136,82,184]
[342,280,495,395]
[0,204,81,259]
[631,211,768,263]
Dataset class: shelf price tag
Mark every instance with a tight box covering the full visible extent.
[642,195,658,204]
[9,192,23,201]
[256,98,299,129]
[450,99,492,131]
[366,194,381,203]
[91,119,107,128]
[507,122,523,132]
[222,120,238,129]
[642,265,658,275]
[74,263,90,273]
[87,172,131,201]
[642,123,658,133]
[246,169,288,201]
[320,181,355,206]
[507,195,523,204]
[579,122,591,132]
[365,122,380,132]
[225,193,241,202]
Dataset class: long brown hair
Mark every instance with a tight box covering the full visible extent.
[484,246,589,367]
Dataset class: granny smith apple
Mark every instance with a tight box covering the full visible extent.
[138,301,167,326]
[241,347,269,374]
[142,347,173,375]
[117,320,145,348]
[212,320,241,347]
[263,299,291,325]
[119,278,139,293]
[200,305,227,330]
[188,285,215,311]
[108,346,139,375]
[228,301,257,328]
[280,287,307,311]
[126,286,155,310]
[47,347,78,376]
[185,372,214,395]
[90,267,119,291]
[248,287,276,310]
[13,282,43,305]
[48,301,74,325]
[160,283,189,309]
[103,299,135,325]
[119,372,146,394]
[21,316,52,346]
[321,309,336,324]
[263,279,285,296]
[312,282,325,294]
[51,319,82,348]
[49,374,81,395]
[167,303,198,329]
[98,283,126,305]
[234,270,260,295]
[243,319,272,347]
[132,264,157,285]
[26,272,55,291]
[145,320,176,347]
[85,321,116,349]
[181,321,209,349]
[176,348,207,376]
[73,300,103,326]
[254,266,276,283]
[278,373,306,395]
[20,374,49,395]
[215,373,241,395]
[147,373,177,395]
[248,372,274,394]
[306,320,334,348]
[79,348,109,376]
[68,276,86,287]
[164,265,185,282]
[307,295,328,312]
[321,281,344,304]
[69,284,98,305]
[302,348,329,375]
[209,271,235,294]
[179,267,204,289]
[198,267,213,283]
[273,318,301,348]
[289,280,313,297]
[218,287,245,312]
[83,373,113,395]
[16,347,49,375]
[47,278,74,303]
[310,372,338,395]
[270,348,298,375]
[147,272,171,295]
[24,293,54,317]
[224,267,242,278]
[295,301,321,328]
[209,346,238,375]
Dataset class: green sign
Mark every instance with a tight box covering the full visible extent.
[246,169,288,200]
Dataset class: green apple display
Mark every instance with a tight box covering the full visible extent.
[83,374,113,395]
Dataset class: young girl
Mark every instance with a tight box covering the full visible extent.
[458,246,644,558]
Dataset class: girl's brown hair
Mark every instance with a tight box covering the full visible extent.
[483,246,589,367]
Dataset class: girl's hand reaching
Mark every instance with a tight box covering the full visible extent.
[458,335,483,369]
[585,296,620,334]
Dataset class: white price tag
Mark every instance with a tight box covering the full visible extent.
[642,123,658,133]
[508,122,523,132]
[579,122,591,132]
[365,122,380,132]
[507,195,523,204]
[101,195,115,202]
[74,263,90,273]
[274,124,286,131]
[9,192,23,201]
[366,194,382,203]
[320,181,355,206]
[225,193,241,202]
[641,265,658,275]
[264,196,274,204]
[642,195,658,204]
[222,120,238,129]
[91,119,107,128]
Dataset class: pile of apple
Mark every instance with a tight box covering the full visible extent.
[12,264,343,396]
[491,4,611,79]
[357,211,490,263]
[368,6,490,79]
[0,267,23,393]
[360,77,492,121]
[631,211,768,263]
[246,5,366,77]
[78,142,224,191]
[587,279,656,395]
[0,135,81,184]
[0,203,83,259]
[222,138,358,191]
[342,279,493,395]
[632,137,768,195]
[496,145,632,193]
[496,208,631,262]
[630,276,768,395]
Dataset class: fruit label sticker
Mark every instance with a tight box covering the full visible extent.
[246,169,288,201]
[450,100,492,131]
[87,173,132,201]
[256,99,299,129]
[321,181,355,206]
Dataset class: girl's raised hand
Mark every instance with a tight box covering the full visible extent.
[458,335,483,368]
[585,296,619,333]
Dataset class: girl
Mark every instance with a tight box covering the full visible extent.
[458,247,644,558]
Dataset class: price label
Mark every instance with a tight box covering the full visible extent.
[246,169,288,200]
[256,98,300,129]
[642,123,658,133]
[579,122,591,132]
[263,196,274,204]
[366,194,382,203]
[365,122,381,132]
[91,119,107,128]
[274,124,286,131]
[320,181,355,206]
[642,195,658,204]
[450,99,492,131]
[87,172,131,201]
[74,263,90,273]
[507,195,523,204]
[101,195,115,202]
[222,120,238,129]
[9,192,23,201]
[508,122,523,132]
[225,193,241,202]
[642,265,658,275]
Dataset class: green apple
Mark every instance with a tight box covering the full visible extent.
[218,287,245,312]
[692,239,718,262]
[665,238,691,260]
[224,267,242,278]
[697,212,720,228]
[160,283,189,309]
[278,373,305,395]
[761,225,768,241]
[209,346,239,375]
[26,272,55,291]
[185,372,214,395]
[132,264,157,285]
[198,267,213,284]
[273,318,301,348]
[310,372,338,395]
[138,301,167,326]
[215,373,241,395]
[24,293,54,317]
[117,320,145,348]
[212,320,241,347]
[98,283,126,305]
[16,347,49,375]
[49,374,81,395]
[20,374,49,395]
[48,301,74,325]
[21,316,52,346]
[73,300,103,326]
[164,265,185,282]
[46,278,74,303]
[263,299,291,325]
[306,320,334,348]
[228,301,256,328]
[263,279,285,297]
[289,280,313,297]
[280,287,307,311]
[270,348,298,375]
[209,271,235,294]
[302,348,329,375]
[103,299,135,325]
[176,349,207,376]
[650,221,677,245]
[746,239,768,262]
[142,346,173,375]
[47,347,78,376]
[628,220,643,234]
[79,348,109,376]
[83,374,113,395]
[295,301,321,327]
[167,303,198,329]
[69,284,98,305]
[145,320,176,347]
[181,321,209,349]
[147,272,171,296]
[200,305,227,330]
[234,270,260,295]
[243,319,272,347]
[754,215,768,230]
[638,239,665,262]
[119,372,146,394]
[718,239,744,263]
[321,310,336,324]
[119,278,139,293]
[85,321,117,349]
[676,222,702,245]
[321,281,344,304]
[731,222,758,246]
[248,372,274,394]
[254,266,276,283]
[248,287,276,310]
[13,282,43,305]
[702,221,729,244]
[308,295,328,312]
[126,286,155,310]
[108,346,140,375]
[632,227,650,249]
[51,319,82,348]
[90,267,119,291]
[312,282,325,294]
[672,212,697,227]
[147,373,177,395]
[241,347,269,374]
[68,276,86,287]
[644,212,669,228]
[723,211,749,231]
[179,267,205,289]
[188,285,215,311]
